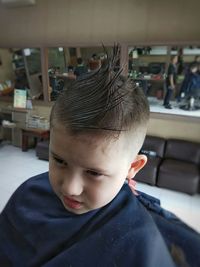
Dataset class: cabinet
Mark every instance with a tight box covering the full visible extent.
[0,109,12,141]
[12,109,30,147]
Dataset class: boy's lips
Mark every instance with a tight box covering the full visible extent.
[63,196,83,210]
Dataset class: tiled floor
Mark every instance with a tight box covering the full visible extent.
[0,142,200,233]
[0,142,49,211]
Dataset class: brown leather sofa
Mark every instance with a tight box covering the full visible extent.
[157,139,200,195]
[135,136,200,195]
[135,136,165,185]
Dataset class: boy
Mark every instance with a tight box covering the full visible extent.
[0,47,200,267]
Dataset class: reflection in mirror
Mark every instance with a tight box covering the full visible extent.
[24,48,43,100]
[0,48,43,101]
[48,46,114,101]
[128,46,200,115]
[0,48,15,98]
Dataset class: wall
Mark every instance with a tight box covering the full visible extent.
[0,0,200,47]
[148,114,200,143]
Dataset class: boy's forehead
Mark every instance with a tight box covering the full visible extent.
[50,124,144,162]
[50,124,127,150]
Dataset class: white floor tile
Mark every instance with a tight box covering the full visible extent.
[136,182,162,199]
[0,142,48,209]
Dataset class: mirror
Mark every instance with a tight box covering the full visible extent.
[128,45,200,115]
[0,48,43,102]
[24,48,43,100]
[48,46,114,101]
[0,48,15,98]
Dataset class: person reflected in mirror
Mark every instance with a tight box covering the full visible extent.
[14,69,29,90]
[67,65,76,79]
[88,53,101,71]
[163,55,178,109]
[193,55,200,74]
[178,62,200,102]
[74,58,88,78]
[177,48,184,75]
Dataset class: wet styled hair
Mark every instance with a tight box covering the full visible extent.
[50,45,149,137]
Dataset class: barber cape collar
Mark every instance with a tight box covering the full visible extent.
[0,172,200,267]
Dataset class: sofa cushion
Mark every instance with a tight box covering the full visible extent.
[141,136,166,158]
[165,139,200,164]
[157,159,200,195]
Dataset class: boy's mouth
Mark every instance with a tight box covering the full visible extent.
[63,196,83,210]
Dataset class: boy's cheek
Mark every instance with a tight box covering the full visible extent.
[48,157,54,171]
[49,159,60,176]
[49,163,61,190]
[87,185,119,208]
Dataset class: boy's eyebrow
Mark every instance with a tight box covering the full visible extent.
[50,150,109,174]
[51,150,60,157]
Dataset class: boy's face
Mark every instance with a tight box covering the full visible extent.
[49,124,146,214]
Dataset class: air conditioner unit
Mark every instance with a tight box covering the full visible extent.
[1,0,36,8]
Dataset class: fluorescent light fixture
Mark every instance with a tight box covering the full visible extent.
[24,48,31,56]
[1,0,36,8]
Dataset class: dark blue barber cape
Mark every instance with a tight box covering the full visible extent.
[0,172,200,267]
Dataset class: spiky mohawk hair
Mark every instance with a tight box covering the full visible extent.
[50,45,149,136]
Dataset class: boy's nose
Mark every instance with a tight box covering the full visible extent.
[61,174,84,197]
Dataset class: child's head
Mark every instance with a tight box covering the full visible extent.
[49,47,149,214]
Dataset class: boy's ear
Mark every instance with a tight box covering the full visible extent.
[127,154,147,179]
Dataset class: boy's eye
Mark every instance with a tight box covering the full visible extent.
[86,170,103,178]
